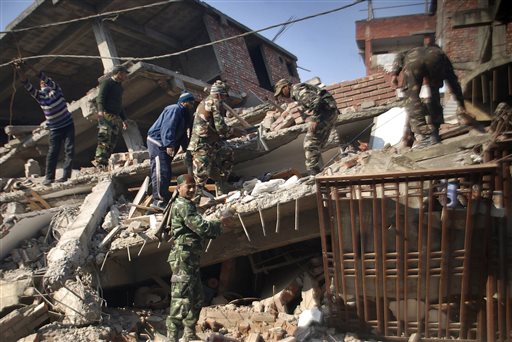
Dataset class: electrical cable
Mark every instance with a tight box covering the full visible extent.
[0,0,365,69]
[0,0,184,34]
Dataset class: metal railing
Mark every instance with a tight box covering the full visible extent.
[316,164,511,341]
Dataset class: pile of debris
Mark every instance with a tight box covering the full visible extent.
[1,96,509,342]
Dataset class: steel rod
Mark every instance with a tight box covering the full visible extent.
[275,202,280,233]
[205,239,213,252]
[138,239,147,256]
[237,213,251,242]
[294,198,299,231]
[258,207,267,236]
[100,251,110,271]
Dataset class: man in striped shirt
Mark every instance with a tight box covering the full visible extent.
[15,62,75,186]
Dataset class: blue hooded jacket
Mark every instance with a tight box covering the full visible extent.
[147,103,191,150]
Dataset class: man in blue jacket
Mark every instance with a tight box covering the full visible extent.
[147,92,196,209]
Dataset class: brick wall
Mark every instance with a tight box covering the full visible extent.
[326,72,396,111]
[356,14,436,41]
[262,44,300,87]
[440,0,481,82]
[356,14,436,75]
[204,14,299,101]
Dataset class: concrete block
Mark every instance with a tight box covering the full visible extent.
[24,159,41,178]
[129,150,149,163]
[53,279,101,325]
[360,100,376,109]
[102,205,120,231]
[246,333,262,342]
[0,302,49,342]
[2,202,25,216]
[0,278,32,312]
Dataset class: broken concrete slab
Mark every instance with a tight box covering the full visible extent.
[0,276,32,313]
[53,278,101,325]
[44,180,114,289]
[0,302,49,342]
[0,207,61,260]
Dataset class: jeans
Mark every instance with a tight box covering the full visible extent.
[46,123,75,180]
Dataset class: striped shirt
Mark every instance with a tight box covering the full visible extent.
[23,72,73,130]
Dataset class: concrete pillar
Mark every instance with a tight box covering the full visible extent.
[121,119,146,152]
[92,19,119,73]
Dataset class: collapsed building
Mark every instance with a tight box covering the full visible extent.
[0,1,511,342]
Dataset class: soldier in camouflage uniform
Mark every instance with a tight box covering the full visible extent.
[274,79,339,175]
[187,80,240,195]
[391,41,467,148]
[93,65,130,169]
[166,174,224,342]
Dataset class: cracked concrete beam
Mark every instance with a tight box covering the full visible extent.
[44,180,114,290]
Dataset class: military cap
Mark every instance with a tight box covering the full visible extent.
[210,80,228,95]
[112,65,130,74]
[176,174,195,185]
[273,79,291,97]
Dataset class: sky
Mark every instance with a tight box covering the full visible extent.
[0,0,427,85]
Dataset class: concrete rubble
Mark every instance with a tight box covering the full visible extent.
[1,1,511,337]
[0,97,506,341]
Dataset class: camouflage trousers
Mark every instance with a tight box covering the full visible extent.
[402,87,444,144]
[402,63,436,137]
[166,244,203,341]
[304,108,337,172]
[94,113,122,166]
[191,142,234,188]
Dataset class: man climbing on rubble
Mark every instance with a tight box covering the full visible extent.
[147,92,196,209]
[273,79,338,175]
[187,80,245,197]
[390,35,469,149]
[165,174,230,342]
[14,61,75,186]
[93,65,130,170]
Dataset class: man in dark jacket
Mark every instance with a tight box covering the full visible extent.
[93,65,130,169]
[147,92,195,209]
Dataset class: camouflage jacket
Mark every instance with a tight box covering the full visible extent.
[290,83,337,121]
[188,95,230,151]
[391,46,464,106]
[170,196,222,249]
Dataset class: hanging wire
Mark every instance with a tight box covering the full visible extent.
[0,0,365,69]
[0,0,184,34]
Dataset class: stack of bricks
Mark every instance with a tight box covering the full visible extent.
[262,102,308,131]
[325,72,396,111]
